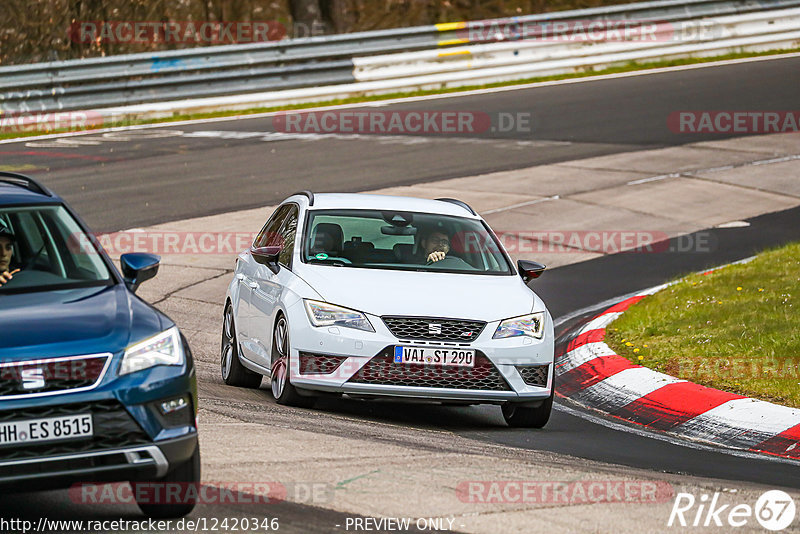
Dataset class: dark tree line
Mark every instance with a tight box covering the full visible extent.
[0,0,638,65]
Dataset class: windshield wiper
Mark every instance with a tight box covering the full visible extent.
[307,258,349,267]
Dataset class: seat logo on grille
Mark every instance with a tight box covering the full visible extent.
[428,323,442,335]
[20,368,46,390]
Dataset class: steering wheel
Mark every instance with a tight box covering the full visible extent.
[427,255,473,269]
[24,245,46,270]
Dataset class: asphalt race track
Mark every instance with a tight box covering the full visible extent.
[1,56,798,231]
[2,55,799,530]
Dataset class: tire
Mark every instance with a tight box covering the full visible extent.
[221,302,262,388]
[501,392,553,428]
[135,444,201,519]
[271,314,315,408]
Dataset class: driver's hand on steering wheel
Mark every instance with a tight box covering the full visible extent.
[427,251,446,263]
[0,268,20,287]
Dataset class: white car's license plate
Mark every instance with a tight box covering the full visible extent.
[394,346,475,367]
[0,414,93,447]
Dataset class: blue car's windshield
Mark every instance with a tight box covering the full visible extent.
[0,205,113,294]
[302,209,513,275]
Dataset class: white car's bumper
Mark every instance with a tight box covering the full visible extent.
[286,307,554,404]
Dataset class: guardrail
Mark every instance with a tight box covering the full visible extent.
[1,0,799,117]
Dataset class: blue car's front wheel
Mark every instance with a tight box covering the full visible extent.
[135,444,201,518]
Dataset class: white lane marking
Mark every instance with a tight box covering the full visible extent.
[554,401,800,465]
[181,129,569,149]
[482,195,559,215]
[2,52,799,147]
[25,138,104,148]
[581,312,622,333]
[626,153,800,186]
[557,342,617,375]
[102,129,185,140]
[555,291,645,328]
[627,172,681,185]
[570,367,685,413]
[750,154,800,166]
[673,398,800,449]
[18,127,569,150]
[716,220,751,228]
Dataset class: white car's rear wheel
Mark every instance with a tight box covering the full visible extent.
[271,315,315,408]
[220,303,262,388]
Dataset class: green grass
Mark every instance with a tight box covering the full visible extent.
[1,46,799,142]
[606,242,800,408]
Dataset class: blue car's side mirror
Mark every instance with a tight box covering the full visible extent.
[120,253,160,293]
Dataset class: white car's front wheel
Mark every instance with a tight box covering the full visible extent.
[271,315,315,408]
[501,392,553,428]
[221,303,262,388]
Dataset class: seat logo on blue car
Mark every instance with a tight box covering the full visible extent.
[20,368,46,390]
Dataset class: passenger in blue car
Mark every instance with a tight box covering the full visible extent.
[0,221,19,287]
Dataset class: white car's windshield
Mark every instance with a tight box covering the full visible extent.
[302,209,512,274]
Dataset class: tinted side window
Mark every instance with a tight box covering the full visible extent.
[278,206,299,269]
[255,205,291,248]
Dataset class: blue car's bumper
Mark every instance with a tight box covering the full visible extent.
[0,344,198,491]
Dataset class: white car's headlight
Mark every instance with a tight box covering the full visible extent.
[493,312,545,339]
[304,300,374,332]
[120,326,185,375]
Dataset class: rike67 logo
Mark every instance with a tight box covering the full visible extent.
[669,490,796,531]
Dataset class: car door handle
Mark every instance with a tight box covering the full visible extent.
[247,281,259,289]
[236,273,245,281]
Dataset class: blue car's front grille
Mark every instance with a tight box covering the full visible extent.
[0,400,150,462]
[0,355,110,398]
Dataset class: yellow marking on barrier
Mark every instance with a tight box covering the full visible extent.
[435,22,467,32]
[437,38,470,47]
[438,50,472,58]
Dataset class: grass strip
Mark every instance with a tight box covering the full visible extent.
[606,241,800,408]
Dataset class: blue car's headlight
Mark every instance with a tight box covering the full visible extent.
[120,326,185,375]
[493,312,545,339]
[304,300,374,332]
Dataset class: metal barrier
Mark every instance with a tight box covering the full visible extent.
[0,0,799,116]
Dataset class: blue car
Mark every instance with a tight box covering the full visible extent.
[0,172,199,518]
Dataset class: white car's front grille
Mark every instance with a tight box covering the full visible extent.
[382,316,486,342]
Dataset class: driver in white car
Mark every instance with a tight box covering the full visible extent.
[417,228,452,264]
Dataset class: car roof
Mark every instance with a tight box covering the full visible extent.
[292,193,480,219]
[0,174,61,207]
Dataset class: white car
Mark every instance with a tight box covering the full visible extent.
[221,192,554,427]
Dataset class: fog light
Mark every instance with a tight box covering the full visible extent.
[159,396,188,414]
